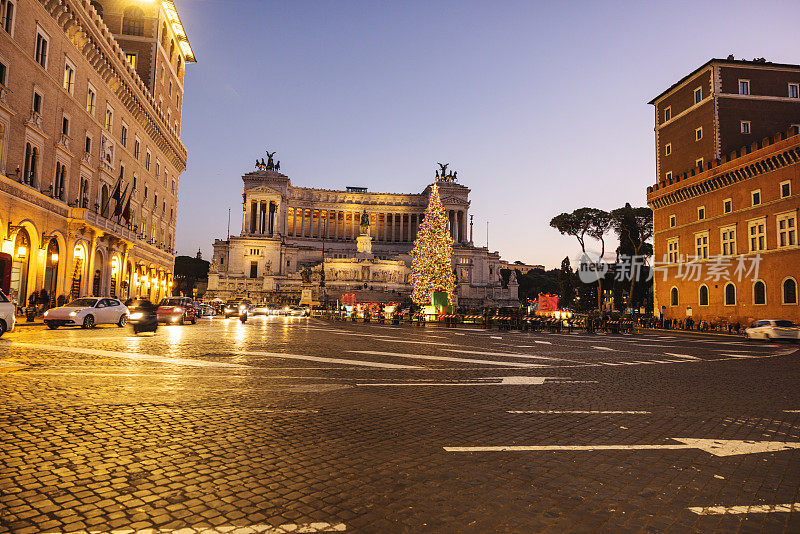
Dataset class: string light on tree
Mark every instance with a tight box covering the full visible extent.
[410,184,456,306]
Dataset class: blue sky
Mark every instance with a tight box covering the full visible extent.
[174,0,800,268]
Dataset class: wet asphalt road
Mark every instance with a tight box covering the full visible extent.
[1,316,800,533]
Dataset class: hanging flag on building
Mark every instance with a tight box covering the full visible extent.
[114,184,128,218]
[121,190,132,223]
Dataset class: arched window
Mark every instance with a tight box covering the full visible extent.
[725,283,736,305]
[670,287,678,306]
[753,280,766,305]
[121,6,144,36]
[699,285,709,306]
[90,1,103,18]
[160,21,167,47]
[784,278,798,304]
[169,39,175,62]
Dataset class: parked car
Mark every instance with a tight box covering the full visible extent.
[223,299,252,318]
[44,297,129,329]
[156,296,198,324]
[0,290,16,337]
[745,319,800,341]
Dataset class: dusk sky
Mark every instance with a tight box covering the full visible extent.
[174,0,800,269]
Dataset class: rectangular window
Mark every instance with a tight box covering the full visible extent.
[777,213,797,248]
[741,120,751,134]
[790,83,799,99]
[134,138,140,160]
[84,135,91,153]
[169,80,173,96]
[86,84,96,115]
[697,206,705,221]
[665,171,672,181]
[665,143,671,156]
[144,186,148,199]
[781,180,791,198]
[723,198,732,214]
[669,214,676,228]
[249,261,258,279]
[35,29,49,68]
[0,60,6,86]
[145,150,151,171]
[696,158,704,170]
[125,53,137,69]
[62,61,75,94]
[156,162,160,180]
[752,189,761,206]
[61,116,69,136]
[694,87,702,104]
[667,238,679,263]
[695,127,702,141]
[721,226,737,256]
[739,79,750,95]
[105,106,113,132]
[695,232,709,260]
[2,1,15,34]
[664,106,671,122]
[32,91,42,113]
[171,180,175,194]
[749,218,766,252]
[120,122,128,147]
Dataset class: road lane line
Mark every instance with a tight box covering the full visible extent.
[350,350,548,368]
[592,346,616,351]
[5,342,252,368]
[443,349,563,361]
[688,504,800,515]
[664,353,701,360]
[508,410,651,414]
[235,350,424,369]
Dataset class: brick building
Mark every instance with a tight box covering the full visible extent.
[647,58,800,326]
[0,0,194,307]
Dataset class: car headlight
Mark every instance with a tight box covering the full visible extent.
[130,312,143,320]
[174,307,184,313]
[69,311,78,317]
[44,310,50,317]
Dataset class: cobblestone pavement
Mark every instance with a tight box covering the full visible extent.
[1,317,800,533]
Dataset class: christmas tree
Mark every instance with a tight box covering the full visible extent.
[410,184,456,305]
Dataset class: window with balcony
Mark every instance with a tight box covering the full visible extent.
[23,143,39,186]
[749,218,766,252]
[667,238,679,263]
[720,225,737,256]
[54,161,66,200]
[777,212,797,247]
[695,231,709,259]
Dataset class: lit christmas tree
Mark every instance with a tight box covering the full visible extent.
[410,184,456,306]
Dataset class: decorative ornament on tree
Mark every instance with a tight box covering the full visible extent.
[410,184,456,306]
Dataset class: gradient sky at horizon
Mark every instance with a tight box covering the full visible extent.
[174,0,800,269]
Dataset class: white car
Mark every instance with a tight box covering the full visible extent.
[0,290,15,337]
[44,297,129,329]
[745,319,800,341]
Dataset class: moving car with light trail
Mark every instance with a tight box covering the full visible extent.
[223,298,251,318]
[0,290,15,337]
[156,296,198,324]
[745,319,800,341]
[44,297,129,329]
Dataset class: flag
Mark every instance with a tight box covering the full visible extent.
[102,173,122,216]
[114,184,128,217]
[121,189,132,223]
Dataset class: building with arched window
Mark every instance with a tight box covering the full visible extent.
[648,58,800,326]
[0,1,194,306]
[207,167,519,307]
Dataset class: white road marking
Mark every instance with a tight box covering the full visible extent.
[443,349,562,361]
[444,438,800,456]
[688,503,800,515]
[490,336,503,339]
[508,410,651,414]
[350,350,547,368]
[600,362,624,366]
[721,354,754,358]
[664,353,701,360]
[6,342,252,369]
[372,338,448,346]
[592,346,616,351]
[47,522,348,533]
[534,340,552,345]
[235,350,424,369]
[358,376,557,386]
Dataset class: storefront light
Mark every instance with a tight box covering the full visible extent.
[51,253,59,263]
[16,245,27,257]
[2,240,13,255]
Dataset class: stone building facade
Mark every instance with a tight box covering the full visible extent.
[0,0,194,306]
[648,58,800,325]
[207,168,519,307]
